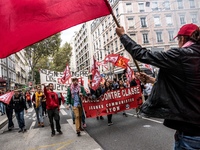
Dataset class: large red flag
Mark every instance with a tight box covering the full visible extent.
[0,91,14,105]
[0,0,112,58]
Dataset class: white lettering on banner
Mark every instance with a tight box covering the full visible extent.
[89,105,104,110]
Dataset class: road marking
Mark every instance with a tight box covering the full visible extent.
[60,104,65,109]
[28,140,73,150]
[60,109,67,115]
[142,117,163,124]
[28,108,34,112]
[126,112,163,124]
[32,113,36,118]
[30,121,36,130]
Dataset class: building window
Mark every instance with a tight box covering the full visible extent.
[179,15,185,25]
[152,2,158,11]
[168,31,174,41]
[156,32,163,42]
[177,0,183,9]
[127,17,135,28]
[116,8,119,17]
[166,15,173,25]
[126,3,132,13]
[163,1,170,10]
[142,33,149,43]
[130,33,136,41]
[189,0,195,8]
[191,14,197,23]
[140,17,147,27]
[138,3,145,12]
[154,16,161,26]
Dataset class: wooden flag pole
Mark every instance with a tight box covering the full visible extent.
[110,9,141,73]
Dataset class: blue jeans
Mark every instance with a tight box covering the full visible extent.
[0,102,5,114]
[174,131,200,150]
[36,105,43,123]
[15,110,25,129]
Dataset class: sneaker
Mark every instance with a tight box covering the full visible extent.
[123,113,128,117]
[18,129,23,133]
[77,132,81,136]
[80,128,84,131]
[58,131,63,134]
[83,123,86,128]
[38,123,41,127]
[41,123,44,127]
[100,116,104,120]
[22,128,27,133]
[108,122,113,126]
[51,132,55,137]
[96,116,99,120]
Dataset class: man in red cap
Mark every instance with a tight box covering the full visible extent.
[116,23,200,149]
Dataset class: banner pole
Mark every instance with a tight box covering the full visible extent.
[110,7,141,72]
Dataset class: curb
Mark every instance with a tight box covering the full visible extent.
[0,117,8,129]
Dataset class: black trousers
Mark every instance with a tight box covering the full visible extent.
[47,108,61,133]
[6,108,14,128]
[107,114,113,123]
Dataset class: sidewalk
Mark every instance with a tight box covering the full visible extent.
[0,117,103,150]
[0,114,8,129]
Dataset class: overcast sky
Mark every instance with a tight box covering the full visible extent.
[60,24,82,46]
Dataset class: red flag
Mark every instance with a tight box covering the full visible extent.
[96,61,109,70]
[60,65,71,84]
[125,65,134,83]
[0,0,112,58]
[0,91,14,105]
[91,56,98,73]
[114,56,129,68]
[91,70,102,91]
[104,54,119,64]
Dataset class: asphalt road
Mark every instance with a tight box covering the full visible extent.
[0,106,175,150]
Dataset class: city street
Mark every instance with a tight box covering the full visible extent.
[0,105,174,150]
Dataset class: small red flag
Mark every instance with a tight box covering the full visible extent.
[60,64,71,84]
[114,56,129,68]
[91,70,102,91]
[0,91,14,105]
[0,0,112,58]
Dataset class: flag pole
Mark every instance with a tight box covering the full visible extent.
[110,7,141,72]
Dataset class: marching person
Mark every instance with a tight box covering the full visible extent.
[116,23,200,149]
[66,77,87,136]
[11,90,27,133]
[35,86,45,127]
[43,83,62,137]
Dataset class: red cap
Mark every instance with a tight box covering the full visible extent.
[174,23,199,39]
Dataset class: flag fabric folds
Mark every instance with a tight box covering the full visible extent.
[60,64,71,84]
[0,91,14,105]
[0,0,112,58]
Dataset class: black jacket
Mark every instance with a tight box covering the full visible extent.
[11,94,27,112]
[120,34,200,133]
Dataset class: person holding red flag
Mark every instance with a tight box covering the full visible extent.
[116,24,200,149]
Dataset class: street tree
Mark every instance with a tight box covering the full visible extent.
[25,33,61,84]
[51,42,72,72]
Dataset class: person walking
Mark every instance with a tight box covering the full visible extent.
[43,83,62,137]
[35,87,45,127]
[11,90,27,133]
[66,77,87,136]
[116,23,200,149]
